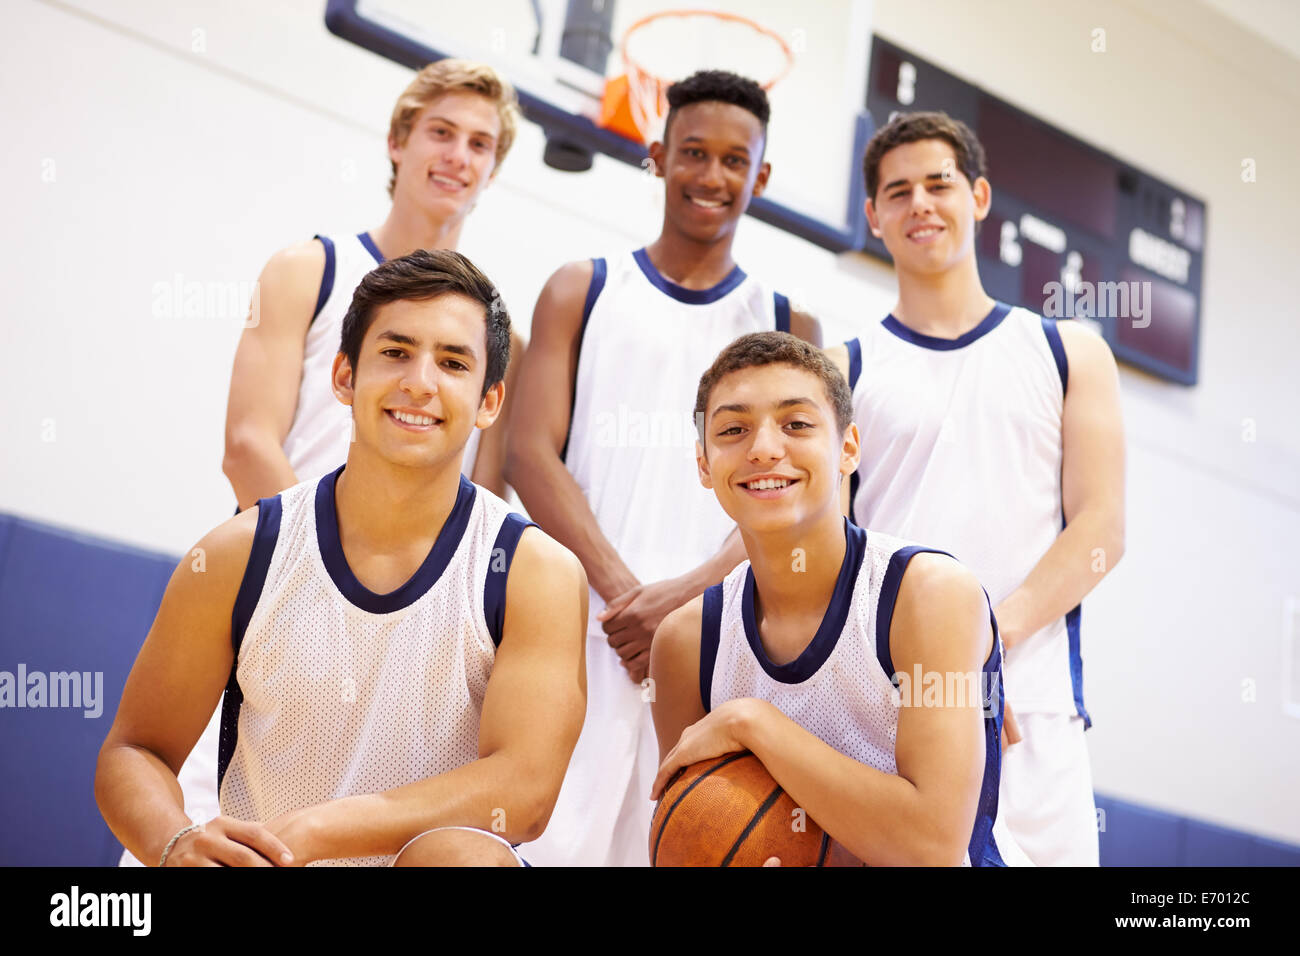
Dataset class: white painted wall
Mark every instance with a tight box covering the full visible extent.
[1,0,1296,842]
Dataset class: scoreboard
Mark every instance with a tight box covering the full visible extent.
[864,36,1206,385]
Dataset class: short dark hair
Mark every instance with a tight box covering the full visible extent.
[695,332,853,445]
[663,70,770,148]
[339,248,511,399]
[861,110,987,201]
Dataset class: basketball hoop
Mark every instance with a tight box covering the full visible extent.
[599,10,795,146]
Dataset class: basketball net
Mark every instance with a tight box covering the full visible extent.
[600,10,795,147]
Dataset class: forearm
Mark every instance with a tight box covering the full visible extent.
[506,441,636,602]
[223,431,299,511]
[995,508,1124,648]
[736,700,966,866]
[95,744,195,866]
[307,752,553,860]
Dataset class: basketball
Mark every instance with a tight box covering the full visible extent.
[650,751,831,867]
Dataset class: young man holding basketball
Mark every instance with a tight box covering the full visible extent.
[826,112,1126,865]
[97,250,587,866]
[507,71,820,867]
[650,332,1022,866]
[131,61,530,865]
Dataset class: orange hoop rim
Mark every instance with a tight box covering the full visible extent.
[619,9,796,91]
[617,9,796,143]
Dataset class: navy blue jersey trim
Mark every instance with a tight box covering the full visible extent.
[873,545,950,679]
[218,494,283,790]
[881,301,1011,351]
[560,258,606,464]
[845,337,862,390]
[358,231,385,265]
[484,514,536,647]
[315,466,477,613]
[311,235,336,324]
[740,519,865,683]
[971,599,1008,866]
[1041,316,1069,394]
[699,584,724,712]
[1067,603,1090,728]
[632,247,747,304]
[774,292,791,333]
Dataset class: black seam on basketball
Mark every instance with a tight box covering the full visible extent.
[816,832,830,867]
[652,752,750,867]
[720,785,784,867]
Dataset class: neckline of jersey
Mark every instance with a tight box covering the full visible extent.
[741,517,867,684]
[881,301,1011,351]
[632,247,747,304]
[314,464,477,614]
[358,232,385,265]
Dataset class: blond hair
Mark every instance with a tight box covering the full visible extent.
[387,59,522,198]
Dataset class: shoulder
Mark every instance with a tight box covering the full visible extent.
[890,552,990,664]
[262,237,327,288]
[651,595,705,676]
[1057,318,1119,377]
[507,523,587,593]
[169,506,263,609]
[789,306,823,347]
[532,258,601,336]
[657,594,704,648]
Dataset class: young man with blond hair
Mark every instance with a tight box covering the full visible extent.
[119,61,527,865]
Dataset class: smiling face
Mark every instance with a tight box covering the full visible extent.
[332,292,501,471]
[864,138,991,277]
[698,363,859,537]
[649,101,770,245]
[388,91,503,225]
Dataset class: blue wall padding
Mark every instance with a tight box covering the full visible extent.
[0,510,1297,867]
[0,514,175,866]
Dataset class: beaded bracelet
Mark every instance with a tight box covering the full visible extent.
[159,822,203,867]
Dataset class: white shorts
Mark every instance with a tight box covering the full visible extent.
[998,712,1099,866]
[392,827,529,867]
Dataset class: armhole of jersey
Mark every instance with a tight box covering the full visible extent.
[219,493,283,791]
[698,584,724,713]
[560,258,606,464]
[1040,316,1068,395]
[844,337,863,526]
[484,514,537,647]
[845,337,863,390]
[311,235,336,325]
[874,545,947,678]
[230,496,283,653]
[774,292,791,334]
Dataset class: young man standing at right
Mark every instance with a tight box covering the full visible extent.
[828,112,1126,866]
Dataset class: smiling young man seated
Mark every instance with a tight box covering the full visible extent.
[97,249,587,866]
[649,331,1029,866]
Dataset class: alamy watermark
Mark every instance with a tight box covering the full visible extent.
[151,273,260,326]
[0,664,103,718]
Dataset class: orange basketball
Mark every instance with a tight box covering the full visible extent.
[650,751,835,867]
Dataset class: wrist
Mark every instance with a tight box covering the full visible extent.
[724,697,772,752]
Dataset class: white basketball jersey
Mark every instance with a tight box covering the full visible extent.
[217,464,532,865]
[281,233,481,484]
[703,520,1014,866]
[564,248,791,593]
[845,303,1084,721]
[521,249,790,868]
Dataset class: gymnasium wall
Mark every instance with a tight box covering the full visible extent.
[1,0,1297,846]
